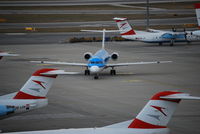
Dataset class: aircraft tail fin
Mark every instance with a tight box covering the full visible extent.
[127,91,200,129]
[81,29,119,49]
[13,68,65,99]
[113,17,136,36]
[195,3,200,28]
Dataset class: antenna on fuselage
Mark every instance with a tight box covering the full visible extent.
[81,29,120,50]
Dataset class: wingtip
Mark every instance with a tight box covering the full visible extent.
[30,60,44,63]
[158,61,173,63]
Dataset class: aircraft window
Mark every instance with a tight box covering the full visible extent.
[7,105,15,108]
[90,61,102,64]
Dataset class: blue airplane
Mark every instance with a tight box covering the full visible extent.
[31,29,171,79]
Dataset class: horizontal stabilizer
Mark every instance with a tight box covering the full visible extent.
[81,30,120,33]
[113,17,127,21]
[161,93,200,100]
[41,70,80,75]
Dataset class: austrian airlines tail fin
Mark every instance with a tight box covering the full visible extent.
[128,91,200,129]
[105,91,200,129]
[195,3,200,28]
[113,17,136,36]
[13,68,66,99]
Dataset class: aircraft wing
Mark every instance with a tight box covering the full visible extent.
[0,52,19,56]
[147,29,167,33]
[31,61,87,67]
[107,61,172,67]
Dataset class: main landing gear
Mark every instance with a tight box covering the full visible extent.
[170,40,174,46]
[110,68,116,75]
[85,69,90,75]
[94,75,99,79]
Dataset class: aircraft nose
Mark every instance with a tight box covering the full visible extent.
[89,66,100,73]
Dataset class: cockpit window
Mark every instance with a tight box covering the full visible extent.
[90,61,103,64]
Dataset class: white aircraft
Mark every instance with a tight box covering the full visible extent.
[185,3,200,37]
[113,15,200,46]
[0,68,68,119]
[5,91,200,134]
[31,29,171,79]
[0,51,19,60]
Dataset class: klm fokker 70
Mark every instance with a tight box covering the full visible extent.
[31,29,171,79]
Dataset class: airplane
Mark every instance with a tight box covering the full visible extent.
[0,51,19,60]
[5,91,200,134]
[147,3,200,42]
[0,68,69,119]
[185,3,200,37]
[31,29,172,79]
[113,16,200,46]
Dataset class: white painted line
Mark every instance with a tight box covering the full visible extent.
[5,33,27,35]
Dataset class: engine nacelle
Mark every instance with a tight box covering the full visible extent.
[84,52,92,60]
[111,52,119,60]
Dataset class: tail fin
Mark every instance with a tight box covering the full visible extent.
[113,17,136,36]
[195,3,200,28]
[13,68,63,99]
[128,91,200,129]
[81,29,119,49]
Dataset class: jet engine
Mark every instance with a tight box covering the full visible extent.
[84,52,92,60]
[111,52,119,60]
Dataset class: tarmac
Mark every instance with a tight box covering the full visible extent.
[0,41,200,134]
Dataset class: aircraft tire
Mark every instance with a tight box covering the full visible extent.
[85,70,90,75]
[94,75,99,79]
[113,70,116,75]
[110,70,116,75]
[110,70,113,75]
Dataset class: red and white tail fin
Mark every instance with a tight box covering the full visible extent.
[128,91,200,129]
[195,3,200,28]
[13,68,64,99]
[113,17,136,36]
